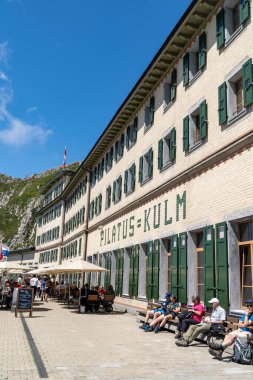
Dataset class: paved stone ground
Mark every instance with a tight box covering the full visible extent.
[1,300,253,380]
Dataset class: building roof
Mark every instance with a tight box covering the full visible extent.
[40,169,75,195]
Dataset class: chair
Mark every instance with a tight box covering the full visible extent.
[86,294,99,312]
[100,294,114,312]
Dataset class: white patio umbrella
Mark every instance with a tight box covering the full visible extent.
[25,266,55,275]
[43,259,108,275]
[0,261,31,273]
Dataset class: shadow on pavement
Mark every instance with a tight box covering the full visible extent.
[32,307,52,312]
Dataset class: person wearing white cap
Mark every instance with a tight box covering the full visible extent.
[176,297,226,347]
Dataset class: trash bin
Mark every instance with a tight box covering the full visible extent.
[80,305,85,313]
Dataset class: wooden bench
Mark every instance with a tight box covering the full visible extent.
[86,294,100,312]
[137,303,240,345]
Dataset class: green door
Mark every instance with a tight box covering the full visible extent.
[146,241,153,299]
[204,226,215,305]
[178,232,187,304]
[104,253,111,291]
[152,239,160,300]
[129,247,134,297]
[170,235,178,299]
[216,222,229,310]
[115,250,124,296]
[129,245,139,298]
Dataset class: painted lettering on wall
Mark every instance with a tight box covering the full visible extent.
[100,191,186,246]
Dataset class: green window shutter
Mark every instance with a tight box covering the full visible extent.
[215,222,229,310]
[110,147,113,167]
[120,134,124,157]
[105,153,108,171]
[101,159,104,178]
[133,245,139,297]
[112,181,116,203]
[133,117,138,143]
[158,139,163,170]
[146,241,153,299]
[169,127,176,162]
[129,247,134,297]
[183,53,189,86]
[131,163,136,191]
[199,100,207,139]
[99,194,102,213]
[124,170,128,194]
[118,176,122,201]
[138,156,143,183]
[148,148,153,178]
[149,96,155,125]
[94,197,97,215]
[108,185,111,208]
[199,31,207,70]
[170,235,178,299]
[152,239,160,300]
[204,226,215,305]
[240,0,250,24]
[114,141,118,161]
[126,126,130,149]
[243,58,253,107]
[216,9,225,49]
[178,232,187,304]
[183,116,189,152]
[115,251,120,295]
[170,68,177,101]
[218,82,227,125]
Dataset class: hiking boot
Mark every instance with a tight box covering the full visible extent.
[154,325,161,333]
[208,348,223,360]
[174,331,181,339]
[144,324,151,332]
[139,323,149,330]
[208,342,223,351]
[175,339,188,347]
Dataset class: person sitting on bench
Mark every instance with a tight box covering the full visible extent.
[208,299,253,360]
[140,292,171,330]
[176,297,226,347]
[175,295,205,339]
[146,294,181,333]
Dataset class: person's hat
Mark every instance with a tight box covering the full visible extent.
[165,292,171,298]
[208,297,219,304]
[245,299,253,306]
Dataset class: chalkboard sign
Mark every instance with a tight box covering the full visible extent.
[15,288,34,318]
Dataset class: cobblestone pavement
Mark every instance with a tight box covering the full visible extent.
[1,300,253,380]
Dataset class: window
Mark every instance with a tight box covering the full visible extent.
[158,128,176,171]
[138,148,153,184]
[183,100,207,152]
[105,146,113,172]
[124,163,136,195]
[95,194,102,216]
[126,117,138,149]
[89,200,94,220]
[144,96,155,131]
[105,185,111,209]
[216,1,250,49]
[218,59,253,125]
[183,32,206,86]
[163,69,177,110]
[112,175,122,204]
[114,134,124,162]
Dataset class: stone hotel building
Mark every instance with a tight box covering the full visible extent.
[35,0,253,312]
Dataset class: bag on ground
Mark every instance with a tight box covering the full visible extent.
[232,336,253,365]
[209,323,225,335]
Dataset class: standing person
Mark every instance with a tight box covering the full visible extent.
[36,277,42,298]
[41,277,46,301]
[176,297,226,347]
[175,295,205,339]
[209,299,253,359]
[44,279,51,302]
[29,275,38,301]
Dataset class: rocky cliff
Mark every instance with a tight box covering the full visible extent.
[0,162,79,249]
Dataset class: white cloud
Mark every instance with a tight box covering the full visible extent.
[27,106,38,114]
[0,41,52,148]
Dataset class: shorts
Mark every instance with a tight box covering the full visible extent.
[45,288,50,294]
[229,330,252,339]
[164,310,176,318]
[153,309,164,315]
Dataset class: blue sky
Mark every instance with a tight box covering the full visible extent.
[0,0,192,178]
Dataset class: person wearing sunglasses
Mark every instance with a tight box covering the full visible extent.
[209,299,253,360]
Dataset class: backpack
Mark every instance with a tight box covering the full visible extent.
[232,336,253,365]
